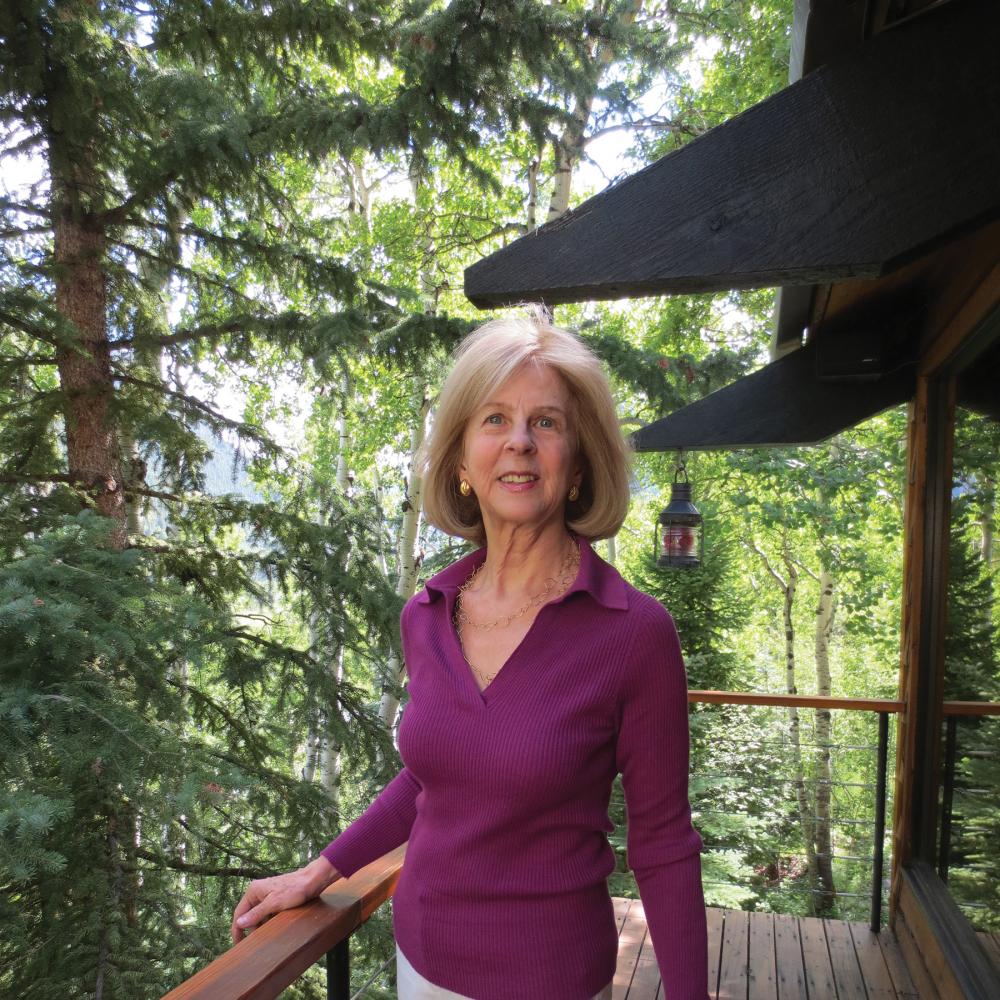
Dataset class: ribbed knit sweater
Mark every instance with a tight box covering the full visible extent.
[320,538,708,999]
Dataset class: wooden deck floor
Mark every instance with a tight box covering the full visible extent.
[611,899,922,999]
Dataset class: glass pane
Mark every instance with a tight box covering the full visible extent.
[940,406,1000,932]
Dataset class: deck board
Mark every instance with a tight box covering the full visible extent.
[747,911,777,1000]
[717,909,750,1000]
[706,906,724,998]
[799,915,837,999]
[773,913,808,1000]
[607,902,925,1000]
[848,921,901,1000]
[826,918,867,1000]
[614,899,648,999]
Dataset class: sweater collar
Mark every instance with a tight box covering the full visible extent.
[415,534,629,611]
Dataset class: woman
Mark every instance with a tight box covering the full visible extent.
[232,312,709,999]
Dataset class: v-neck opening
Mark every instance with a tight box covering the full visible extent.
[451,602,550,706]
[445,536,584,707]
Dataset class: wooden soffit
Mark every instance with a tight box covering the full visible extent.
[464,0,1000,309]
[629,341,915,452]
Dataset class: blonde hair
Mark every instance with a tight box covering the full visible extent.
[420,309,632,545]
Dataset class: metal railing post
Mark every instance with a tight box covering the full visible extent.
[937,714,958,883]
[327,937,350,1000]
[870,711,889,931]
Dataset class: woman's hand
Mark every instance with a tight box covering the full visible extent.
[231,856,342,944]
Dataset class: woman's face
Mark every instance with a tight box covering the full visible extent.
[459,363,581,540]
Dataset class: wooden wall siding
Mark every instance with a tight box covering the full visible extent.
[890,375,954,916]
[464,0,1000,308]
[891,242,1000,918]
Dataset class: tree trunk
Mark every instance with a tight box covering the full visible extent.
[377,170,437,742]
[378,384,431,740]
[318,385,353,808]
[813,566,837,914]
[778,550,820,909]
[526,156,541,232]
[52,209,126,548]
[546,0,643,223]
[753,540,820,911]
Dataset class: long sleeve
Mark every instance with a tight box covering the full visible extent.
[615,598,709,1000]
[319,765,421,877]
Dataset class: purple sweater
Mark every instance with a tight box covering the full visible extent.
[321,539,708,999]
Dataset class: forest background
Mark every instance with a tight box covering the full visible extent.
[1,1,997,998]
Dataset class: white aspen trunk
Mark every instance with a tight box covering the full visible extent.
[605,535,616,566]
[753,540,819,910]
[546,0,643,223]
[318,393,353,804]
[779,553,819,907]
[526,157,540,232]
[813,566,837,913]
[378,386,431,740]
[547,135,578,222]
[376,167,437,745]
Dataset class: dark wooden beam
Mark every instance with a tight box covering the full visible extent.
[629,340,915,452]
[465,0,1000,308]
[788,0,865,84]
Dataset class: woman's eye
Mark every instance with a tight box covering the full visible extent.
[537,416,555,428]
[486,414,503,425]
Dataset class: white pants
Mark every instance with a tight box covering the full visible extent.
[396,943,613,999]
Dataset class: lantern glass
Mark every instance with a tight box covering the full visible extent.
[656,476,703,568]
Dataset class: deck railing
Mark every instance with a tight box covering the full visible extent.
[160,693,999,1000]
[689,691,900,932]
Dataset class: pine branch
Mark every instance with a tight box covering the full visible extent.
[0,473,76,485]
[0,309,61,347]
[0,196,49,219]
[167,679,268,755]
[0,389,60,418]
[133,849,270,879]
[0,353,58,365]
[110,371,284,456]
[112,240,256,304]
[175,816,270,868]
[109,318,250,351]
[123,485,186,503]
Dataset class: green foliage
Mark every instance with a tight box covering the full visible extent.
[941,410,1000,929]
[5,0,997,992]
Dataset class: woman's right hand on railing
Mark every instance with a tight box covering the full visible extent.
[231,855,342,944]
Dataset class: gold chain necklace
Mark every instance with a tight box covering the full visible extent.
[454,540,580,630]
[454,539,580,687]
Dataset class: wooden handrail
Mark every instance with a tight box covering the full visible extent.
[163,692,1000,999]
[689,690,904,712]
[690,690,1000,716]
[161,845,405,1000]
[940,700,1000,716]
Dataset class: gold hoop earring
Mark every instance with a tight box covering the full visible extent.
[459,479,472,497]
[568,485,580,502]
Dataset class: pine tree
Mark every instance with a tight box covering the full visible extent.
[1,2,641,995]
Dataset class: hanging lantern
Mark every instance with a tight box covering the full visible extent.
[656,457,703,568]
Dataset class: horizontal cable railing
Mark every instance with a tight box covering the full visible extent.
[161,845,404,1000]
[160,692,999,1000]
[687,690,897,933]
